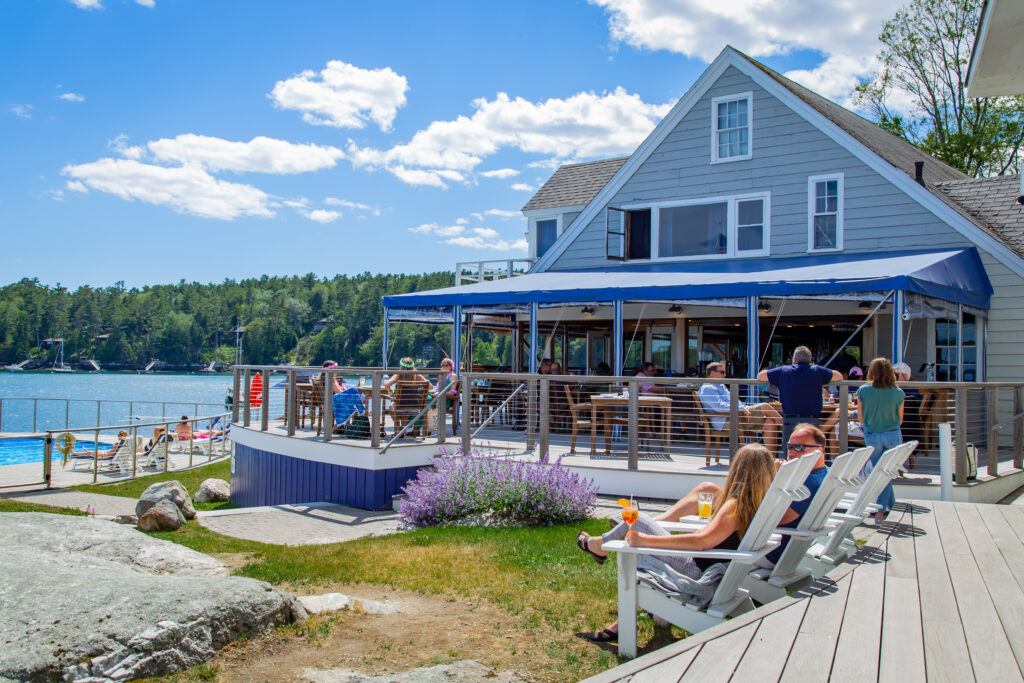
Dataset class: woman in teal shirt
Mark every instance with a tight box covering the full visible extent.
[856,358,905,522]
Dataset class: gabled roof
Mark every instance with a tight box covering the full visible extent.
[934,174,1024,256]
[521,156,628,212]
[530,46,1024,278]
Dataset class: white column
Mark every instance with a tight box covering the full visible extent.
[613,301,624,375]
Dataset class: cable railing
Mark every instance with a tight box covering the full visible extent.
[229,365,1024,487]
[0,397,224,433]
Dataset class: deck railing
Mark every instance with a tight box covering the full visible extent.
[0,397,224,433]
[230,365,1024,486]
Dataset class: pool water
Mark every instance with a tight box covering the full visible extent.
[0,438,100,466]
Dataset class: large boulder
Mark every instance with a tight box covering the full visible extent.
[0,513,306,682]
[137,499,185,531]
[136,480,196,520]
[193,478,231,504]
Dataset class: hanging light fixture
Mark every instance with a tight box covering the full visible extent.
[757,301,772,313]
[668,304,684,317]
[581,306,595,319]
[857,301,873,312]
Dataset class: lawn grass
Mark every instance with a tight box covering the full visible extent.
[0,499,89,515]
[70,459,237,511]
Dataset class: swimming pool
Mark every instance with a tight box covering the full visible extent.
[0,438,100,467]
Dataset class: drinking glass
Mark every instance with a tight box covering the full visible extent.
[622,498,639,529]
[698,491,714,520]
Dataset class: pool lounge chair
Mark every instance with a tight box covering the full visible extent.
[604,451,819,657]
[141,432,170,469]
[70,438,126,471]
[106,436,143,476]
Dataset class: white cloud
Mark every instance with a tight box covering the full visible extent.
[471,209,519,220]
[69,0,102,8]
[135,0,155,6]
[61,158,273,220]
[304,209,340,224]
[408,223,438,234]
[108,134,145,160]
[480,168,519,179]
[11,104,32,119]
[510,183,535,192]
[147,134,345,174]
[59,92,85,102]
[347,88,671,187]
[283,198,310,209]
[270,60,408,131]
[49,189,65,201]
[589,0,894,104]
[65,180,88,193]
[408,220,526,252]
[324,197,380,215]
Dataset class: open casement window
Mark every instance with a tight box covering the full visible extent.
[606,207,652,260]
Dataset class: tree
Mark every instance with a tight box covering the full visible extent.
[855,0,1024,177]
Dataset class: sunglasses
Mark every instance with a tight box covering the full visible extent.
[786,443,818,453]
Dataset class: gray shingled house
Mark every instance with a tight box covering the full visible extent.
[384,46,1024,384]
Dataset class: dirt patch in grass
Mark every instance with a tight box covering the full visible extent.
[179,583,623,682]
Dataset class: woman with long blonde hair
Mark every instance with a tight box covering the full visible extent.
[576,444,778,642]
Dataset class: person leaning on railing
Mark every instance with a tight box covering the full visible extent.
[757,346,842,455]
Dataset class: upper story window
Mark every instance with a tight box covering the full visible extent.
[711,93,753,163]
[607,192,769,261]
[807,173,844,251]
[536,218,558,258]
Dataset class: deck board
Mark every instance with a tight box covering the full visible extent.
[585,499,1024,682]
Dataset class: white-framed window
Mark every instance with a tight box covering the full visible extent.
[613,191,770,261]
[807,173,844,251]
[711,92,753,163]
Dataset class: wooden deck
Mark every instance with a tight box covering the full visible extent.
[584,499,1024,682]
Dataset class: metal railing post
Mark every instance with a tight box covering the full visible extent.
[92,427,100,484]
[287,369,297,437]
[628,379,639,470]
[242,368,251,426]
[461,375,472,454]
[96,402,101,428]
[0,399,3,431]
[539,378,550,458]
[370,372,381,448]
[33,399,37,432]
[955,387,967,485]
[728,382,739,455]
[838,384,849,458]
[436,382,446,445]
[324,370,334,442]
[1016,386,1023,469]
[131,425,138,478]
[526,378,536,451]
[987,387,998,477]
[260,370,269,432]
[129,401,134,425]
[43,433,53,488]
[65,401,69,429]
[164,421,170,472]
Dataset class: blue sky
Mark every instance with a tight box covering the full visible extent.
[1,0,898,288]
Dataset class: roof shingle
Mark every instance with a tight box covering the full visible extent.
[521,156,628,212]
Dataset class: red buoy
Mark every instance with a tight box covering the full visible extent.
[249,372,264,408]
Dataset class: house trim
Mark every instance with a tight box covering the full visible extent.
[531,46,1024,279]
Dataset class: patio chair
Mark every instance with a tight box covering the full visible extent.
[603,451,819,657]
[563,385,593,453]
[390,380,430,437]
[309,376,326,436]
[141,432,170,469]
[694,391,730,467]
[106,437,142,476]
[804,440,918,569]
[70,437,126,471]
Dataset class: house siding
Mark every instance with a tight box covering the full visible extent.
[550,66,974,270]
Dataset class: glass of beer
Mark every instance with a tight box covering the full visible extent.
[622,498,638,529]
[698,491,714,520]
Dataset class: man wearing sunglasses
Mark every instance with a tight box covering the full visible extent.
[764,423,830,566]
[698,362,782,452]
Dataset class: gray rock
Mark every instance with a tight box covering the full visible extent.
[136,480,196,520]
[298,593,400,615]
[0,513,304,682]
[193,478,231,504]
[137,499,184,531]
[302,661,526,683]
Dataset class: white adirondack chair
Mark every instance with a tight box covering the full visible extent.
[604,451,819,658]
[141,432,170,469]
[803,440,918,569]
[741,447,873,603]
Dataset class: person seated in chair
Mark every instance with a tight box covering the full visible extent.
[698,362,782,452]
[635,362,665,394]
[72,430,129,458]
[765,423,830,566]
[173,416,192,442]
[384,357,430,392]
[575,444,779,642]
[321,360,366,426]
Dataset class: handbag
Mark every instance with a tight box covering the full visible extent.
[344,414,371,439]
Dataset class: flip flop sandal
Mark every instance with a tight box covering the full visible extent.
[588,628,618,642]
[576,531,606,565]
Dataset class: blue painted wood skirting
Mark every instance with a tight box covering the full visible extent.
[232,443,425,510]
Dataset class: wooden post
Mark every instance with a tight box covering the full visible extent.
[539,378,550,459]
[628,379,639,470]
[1015,386,1023,469]
[92,428,100,484]
[231,370,241,423]
[242,369,251,426]
[370,372,381,448]
[987,387,998,477]
[838,384,849,458]
[955,387,967,485]
[287,370,297,437]
[728,382,739,455]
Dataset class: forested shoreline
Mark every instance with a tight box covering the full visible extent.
[0,273,511,369]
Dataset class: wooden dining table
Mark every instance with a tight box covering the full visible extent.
[590,393,673,454]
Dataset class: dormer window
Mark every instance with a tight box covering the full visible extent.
[536,219,558,257]
[711,93,752,163]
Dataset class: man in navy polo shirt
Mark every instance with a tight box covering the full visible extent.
[758,345,842,455]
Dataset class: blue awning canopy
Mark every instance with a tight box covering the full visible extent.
[383,248,993,311]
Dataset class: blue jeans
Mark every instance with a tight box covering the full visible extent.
[862,428,902,514]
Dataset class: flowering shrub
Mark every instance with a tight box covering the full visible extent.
[399,448,598,527]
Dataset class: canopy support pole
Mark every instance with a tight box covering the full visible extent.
[746,296,759,379]
[452,305,463,371]
[528,303,539,374]
[613,301,624,376]
[381,307,389,369]
[892,290,905,365]
[956,303,964,382]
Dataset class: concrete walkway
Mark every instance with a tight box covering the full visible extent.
[1,485,672,546]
